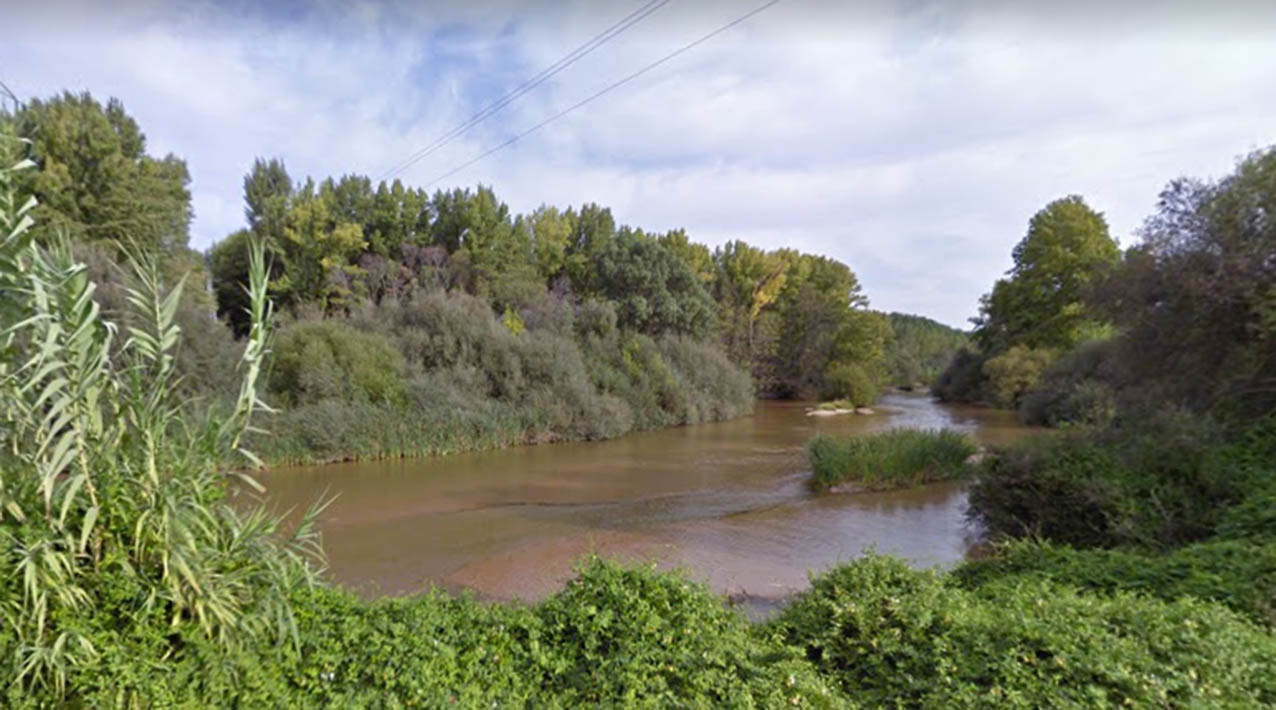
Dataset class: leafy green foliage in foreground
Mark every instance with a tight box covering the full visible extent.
[12,550,1276,708]
[953,539,1276,628]
[0,559,845,708]
[958,415,1276,630]
[0,139,322,703]
[771,555,1276,709]
[808,429,977,490]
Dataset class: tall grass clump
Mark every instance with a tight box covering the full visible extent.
[0,138,321,704]
[808,428,977,490]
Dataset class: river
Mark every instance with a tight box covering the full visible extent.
[252,393,1028,608]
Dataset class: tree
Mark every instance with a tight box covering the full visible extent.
[244,157,292,242]
[209,228,254,335]
[713,241,788,364]
[973,195,1120,352]
[771,253,886,399]
[660,228,715,286]
[522,205,573,282]
[429,185,535,302]
[273,179,366,309]
[593,229,717,337]
[365,179,431,259]
[563,202,616,292]
[1098,147,1276,418]
[4,91,192,255]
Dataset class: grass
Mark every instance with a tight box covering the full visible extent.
[815,399,857,411]
[808,428,978,490]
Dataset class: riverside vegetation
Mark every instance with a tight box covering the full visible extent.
[4,91,1276,706]
[4,91,974,466]
[807,429,977,491]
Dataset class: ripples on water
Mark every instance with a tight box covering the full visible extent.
[253,393,1029,605]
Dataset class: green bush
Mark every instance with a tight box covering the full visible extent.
[23,559,843,708]
[656,335,756,423]
[968,413,1271,550]
[771,555,1276,709]
[532,558,840,708]
[808,429,977,490]
[1018,339,1121,427]
[283,585,544,707]
[1215,481,1276,543]
[0,153,320,706]
[981,345,1056,409]
[270,319,407,407]
[821,361,879,407]
[953,539,1276,628]
[256,291,755,465]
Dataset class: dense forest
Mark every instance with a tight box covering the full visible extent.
[4,88,1274,707]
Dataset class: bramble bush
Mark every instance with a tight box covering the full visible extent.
[953,539,1276,628]
[771,554,1276,709]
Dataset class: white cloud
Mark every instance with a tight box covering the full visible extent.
[4,0,1275,327]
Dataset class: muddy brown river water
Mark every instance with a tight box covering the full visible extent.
[251,393,1029,607]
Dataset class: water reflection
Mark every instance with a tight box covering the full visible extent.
[253,393,1029,601]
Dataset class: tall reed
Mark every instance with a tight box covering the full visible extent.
[0,134,322,700]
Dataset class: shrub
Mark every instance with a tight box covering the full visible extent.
[953,539,1276,628]
[656,335,756,423]
[270,320,407,407]
[1019,339,1121,427]
[981,345,1056,409]
[968,413,1271,549]
[821,361,879,407]
[1215,480,1276,543]
[966,433,1122,547]
[256,290,755,465]
[283,585,544,707]
[808,429,977,490]
[533,558,839,708]
[771,555,1276,709]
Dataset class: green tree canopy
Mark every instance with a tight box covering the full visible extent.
[1099,147,1276,417]
[974,195,1120,352]
[4,91,191,254]
[593,229,717,338]
[713,240,788,363]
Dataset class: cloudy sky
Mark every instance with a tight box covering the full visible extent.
[4,0,1274,327]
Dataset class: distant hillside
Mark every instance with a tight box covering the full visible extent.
[883,312,969,388]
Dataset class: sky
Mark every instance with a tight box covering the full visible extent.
[3,0,1274,328]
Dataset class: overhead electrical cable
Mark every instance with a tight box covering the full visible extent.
[418,0,780,190]
[379,0,671,182]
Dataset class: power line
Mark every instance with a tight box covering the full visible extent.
[0,80,22,113]
[379,0,671,182]
[419,0,780,191]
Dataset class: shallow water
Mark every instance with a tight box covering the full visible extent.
[250,393,1030,605]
